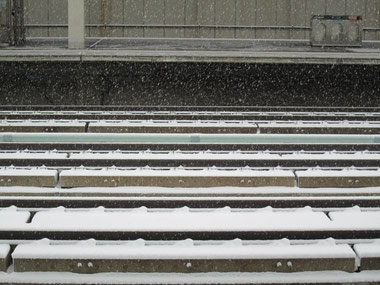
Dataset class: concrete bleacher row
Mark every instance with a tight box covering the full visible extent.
[0,108,379,284]
[0,206,380,273]
[0,239,377,273]
[2,120,380,134]
[1,149,380,168]
[1,166,380,188]
[1,206,379,239]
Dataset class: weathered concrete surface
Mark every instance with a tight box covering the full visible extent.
[0,124,86,133]
[88,125,258,134]
[60,175,295,188]
[0,175,57,187]
[0,247,10,272]
[258,125,380,135]
[359,257,380,270]
[13,257,355,273]
[297,176,380,188]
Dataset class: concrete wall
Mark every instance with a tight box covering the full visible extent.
[24,0,380,40]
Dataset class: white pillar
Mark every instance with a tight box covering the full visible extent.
[68,0,85,49]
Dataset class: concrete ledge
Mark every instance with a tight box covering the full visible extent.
[0,121,86,133]
[88,126,258,134]
[1,39,380,65]
[13,257,355,274]
[59,168,295,188]
[60,175,295,188]
[0,175,57,187]
[298,176,380,188]
[0,244,10,272]
[0,126,85,133]
[0,168,57,187]
[296,169,380,188]
[359,257,380,270]
[12,240,356,273]
[1,50,380,65]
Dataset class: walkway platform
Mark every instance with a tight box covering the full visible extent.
[1,38,380,65]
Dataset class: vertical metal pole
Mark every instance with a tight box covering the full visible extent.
[68,0,85,49]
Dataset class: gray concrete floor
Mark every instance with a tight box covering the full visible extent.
[1,38,380,65]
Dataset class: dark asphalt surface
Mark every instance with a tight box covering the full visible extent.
[0,61,379,107]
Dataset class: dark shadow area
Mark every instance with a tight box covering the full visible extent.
[0,62,379,107]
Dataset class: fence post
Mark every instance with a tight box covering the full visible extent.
[68,0,85,49]
[10,0,25,46]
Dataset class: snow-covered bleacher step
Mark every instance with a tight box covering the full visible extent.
[60,167,380,188]
[0,151,67,161]
[0,120,86,133]
[0,167,57,187]
[60,167,295,188]
[2,109,380,121]
[1,206,379,240]
[2,150,380,168]
[4,119,379,134]
[257,121,380,134]
[2,166,380,188]
[354,241,380,270]
[67,150,380,163]
[0,207,30,226]
[11,239,356,273]
[88,120,258,133]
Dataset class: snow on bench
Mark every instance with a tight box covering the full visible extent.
[12,238,356,273]
[257,121,380,134]
[69,150,282,161]
[87,120,258,134]
[0,207,30,227]
[0,151,67,160]
[69,150,380,162]
[0,206,376,235]
[59,167,295,188]
[329,207,380,230]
